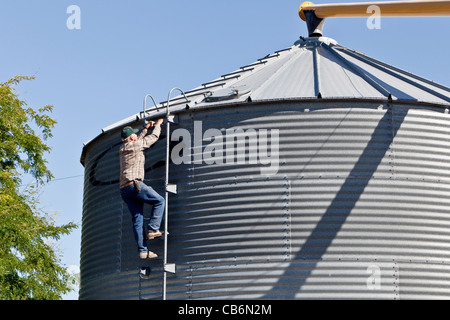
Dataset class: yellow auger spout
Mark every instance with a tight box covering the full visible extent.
[300,0,450,20]
[299,0,450,36]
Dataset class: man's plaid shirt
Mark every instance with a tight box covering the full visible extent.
[119,126,161,188]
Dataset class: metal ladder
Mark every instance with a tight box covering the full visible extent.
[139,88,189,300]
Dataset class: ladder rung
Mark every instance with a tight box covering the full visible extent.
[167,115,179,124]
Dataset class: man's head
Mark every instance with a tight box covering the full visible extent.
[121,126,139,142]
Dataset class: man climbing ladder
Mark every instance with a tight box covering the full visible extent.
[119,118,165,260]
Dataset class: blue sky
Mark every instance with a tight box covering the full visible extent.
[0,0,448,300]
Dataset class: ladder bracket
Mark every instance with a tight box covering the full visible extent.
[139,266,151,278]
[166,184,177,194]
[164,263,176,274]
[167,115,179,124]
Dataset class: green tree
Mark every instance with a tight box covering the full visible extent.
[0,75,77,300]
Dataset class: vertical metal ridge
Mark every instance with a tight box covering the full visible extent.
[312,43,321,98]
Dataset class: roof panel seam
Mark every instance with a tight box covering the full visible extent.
[322,43,392,99]
[334,46,450,94]
[251,46,309,98]
[335,46,450,103]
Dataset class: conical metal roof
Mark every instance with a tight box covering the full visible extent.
[166,36,450,109]
[96,36,450,139]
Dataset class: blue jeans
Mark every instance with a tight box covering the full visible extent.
[120,182,165,253]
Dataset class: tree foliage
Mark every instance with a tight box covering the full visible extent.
[0,75,77,300]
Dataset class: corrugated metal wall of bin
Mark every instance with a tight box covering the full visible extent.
[80,98,450,300]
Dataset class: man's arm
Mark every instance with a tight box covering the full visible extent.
[141,118,164,149]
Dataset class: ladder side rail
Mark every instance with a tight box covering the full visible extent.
[162,87,188,300]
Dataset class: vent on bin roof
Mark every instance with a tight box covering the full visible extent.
[204,85,251,102]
